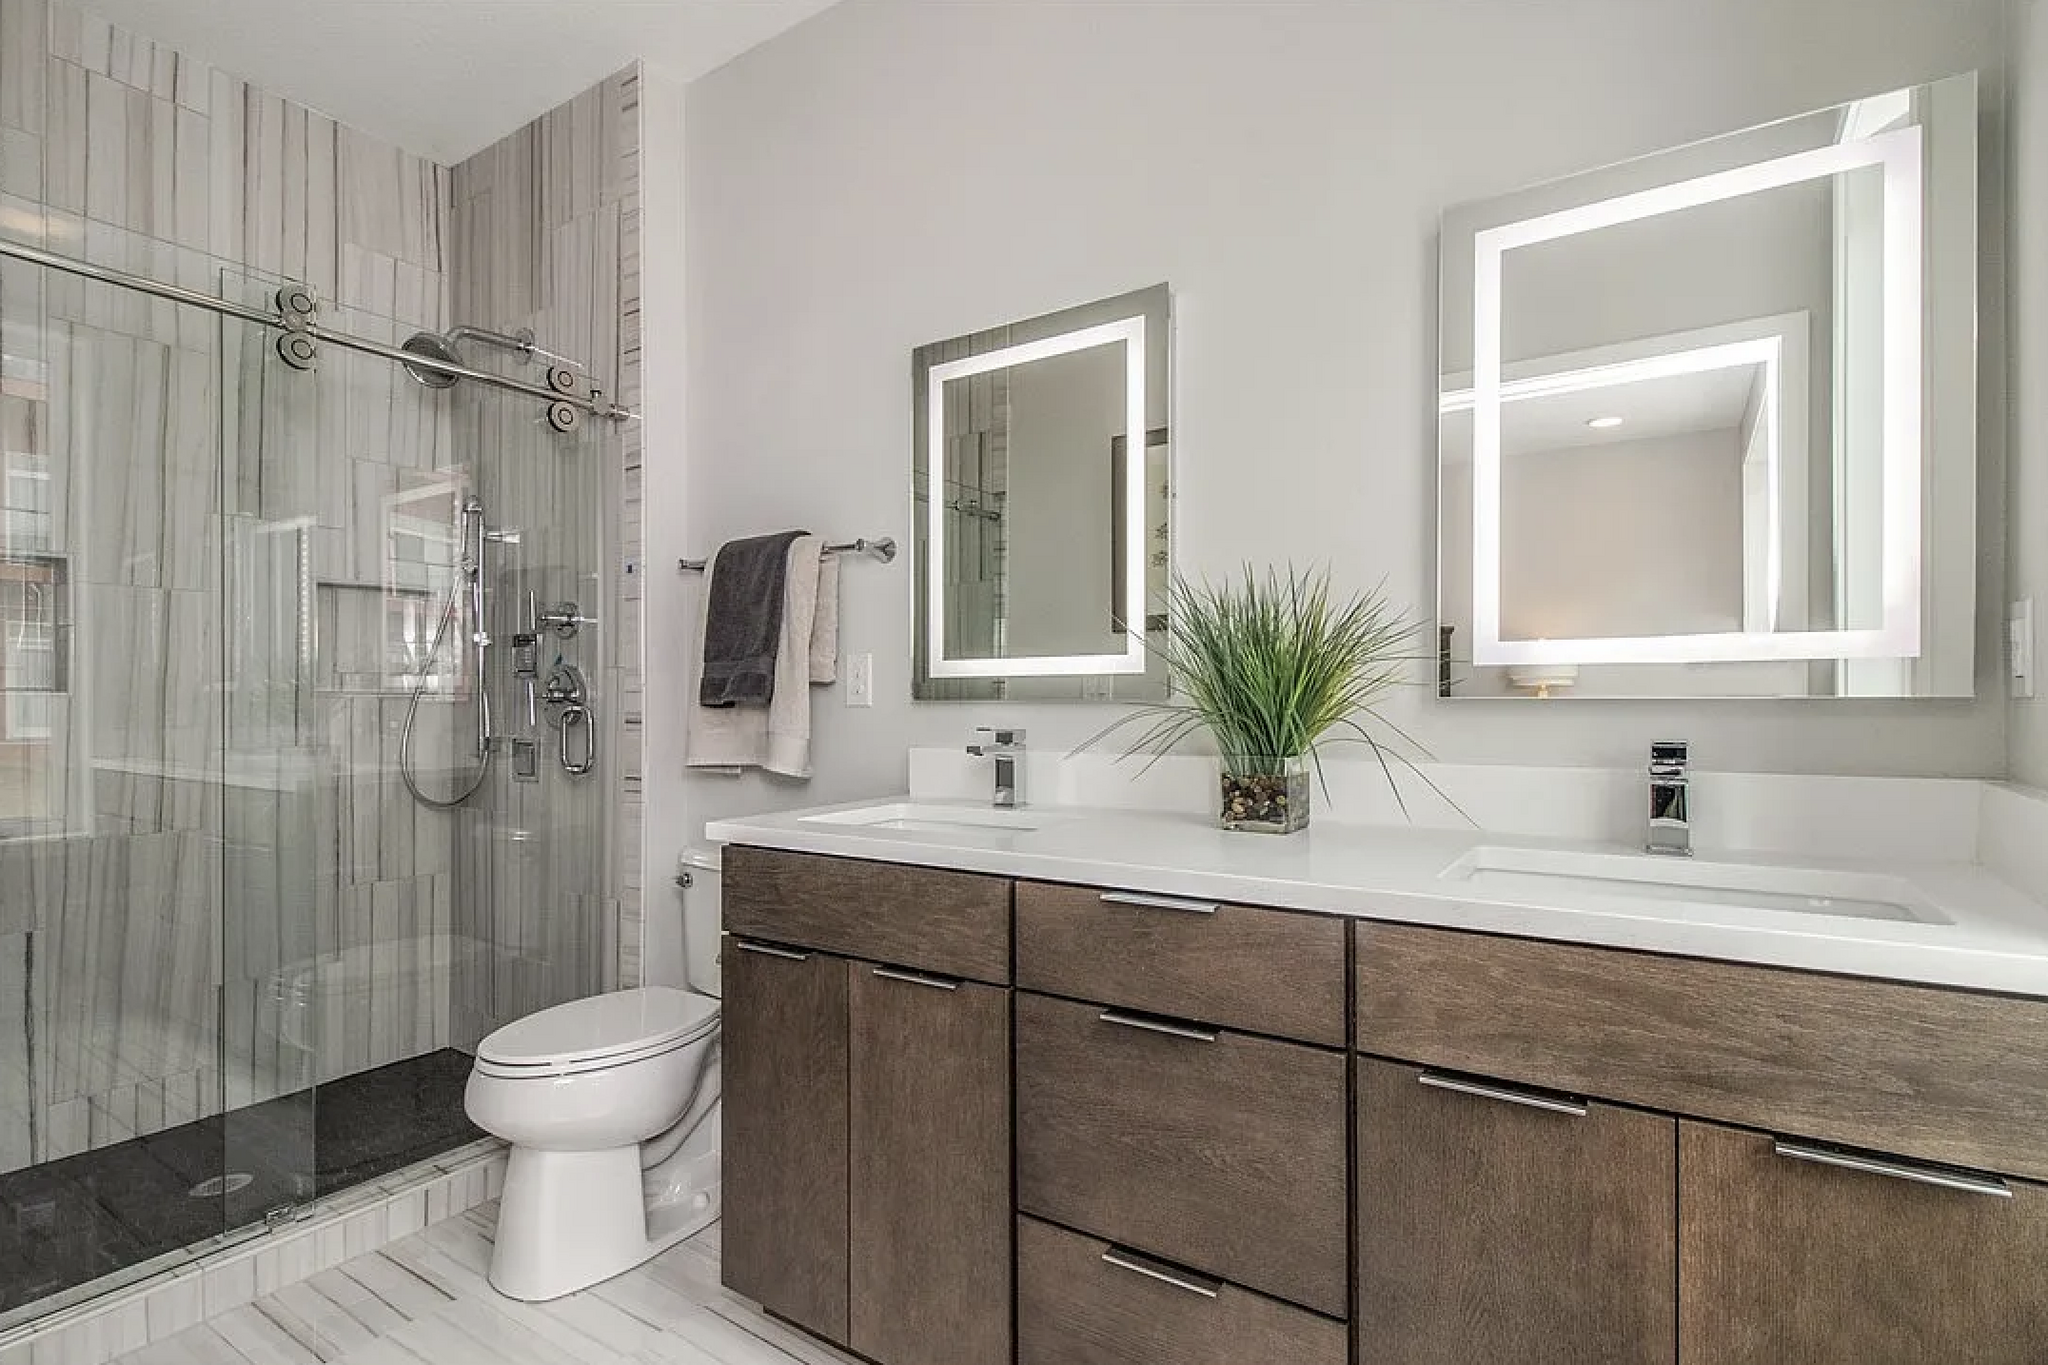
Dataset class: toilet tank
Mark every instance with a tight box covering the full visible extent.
[679,845,724,999]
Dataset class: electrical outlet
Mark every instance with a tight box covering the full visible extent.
[2012,600,2036,700]
[1081,675,1114,701]
[845,652,874,707]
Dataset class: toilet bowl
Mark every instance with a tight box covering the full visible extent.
[464,846,730,1301]
[465,987,721,1299]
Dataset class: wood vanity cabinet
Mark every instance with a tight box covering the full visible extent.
[722,843,2048,1365]
[1353,1058,1677,1365]
[1677,1122,2048,1364]
[720,940,850,1344]
[849,963,1011,1365]
[720,847,1013,1365]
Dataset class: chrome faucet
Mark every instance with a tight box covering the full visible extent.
[966,727,1026,808]
[1647,740,1691,857]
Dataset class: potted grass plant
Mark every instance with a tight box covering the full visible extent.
[1082,565,1443,834]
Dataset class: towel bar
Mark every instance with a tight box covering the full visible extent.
[678,536,896,573]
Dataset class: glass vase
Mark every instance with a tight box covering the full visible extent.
[1218,755,1311,834]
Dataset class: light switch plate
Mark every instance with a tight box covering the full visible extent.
[2011,599,2035,699]
[846,652,874,707]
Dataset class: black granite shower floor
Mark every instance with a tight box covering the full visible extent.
[0,1048,482,1317]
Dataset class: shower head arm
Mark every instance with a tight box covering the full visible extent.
[445,325,535,360]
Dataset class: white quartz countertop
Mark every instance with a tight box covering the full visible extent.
[705,797,2048,999]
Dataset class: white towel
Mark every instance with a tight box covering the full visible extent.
[688,535,832,778]
[810,552,840,685]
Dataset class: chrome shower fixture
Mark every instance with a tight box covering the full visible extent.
[399,323,537,389]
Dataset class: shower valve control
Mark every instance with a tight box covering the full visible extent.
[535,601,596,639]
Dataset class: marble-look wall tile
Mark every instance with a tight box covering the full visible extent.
[0,0,49,136]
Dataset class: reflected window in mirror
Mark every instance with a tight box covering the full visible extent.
[1437,73,1979,700]
[913,284,1171,702]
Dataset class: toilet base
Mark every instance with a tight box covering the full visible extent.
[488,1145,717,1301]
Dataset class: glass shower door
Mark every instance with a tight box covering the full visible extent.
[0,220,324,1325]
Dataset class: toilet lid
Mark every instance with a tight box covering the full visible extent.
[476,987,720,1070]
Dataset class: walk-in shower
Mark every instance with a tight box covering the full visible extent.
[0,222,627,1328]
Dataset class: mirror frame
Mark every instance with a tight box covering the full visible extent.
[911,283,1172,701]
[924,315,1150,679]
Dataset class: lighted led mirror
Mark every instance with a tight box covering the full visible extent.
[1437,73,1980,700]
[912,284,1171,702]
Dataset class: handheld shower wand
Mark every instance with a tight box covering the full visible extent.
[398,495,495,808]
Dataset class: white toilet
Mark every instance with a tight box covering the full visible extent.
[464,846,727,1301]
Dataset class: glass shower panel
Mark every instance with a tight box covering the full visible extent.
[449,366,609,1054]
[222,274,477,1210]
[0,215,309,1323]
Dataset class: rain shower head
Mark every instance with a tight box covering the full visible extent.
[399,324,537,390]
[400,331,463,389]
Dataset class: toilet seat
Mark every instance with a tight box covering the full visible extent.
[475,987,720,1079]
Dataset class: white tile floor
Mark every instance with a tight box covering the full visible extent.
[108,1211,860,1365]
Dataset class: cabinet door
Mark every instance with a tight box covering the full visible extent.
[721,942,850,1345]
[1355,1059,1677,1365]
[1679,1122,2048,1364]
[849,964,1011,1365]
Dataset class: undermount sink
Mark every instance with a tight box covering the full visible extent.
[802,802,1048,835]
[1439,845,1949,925]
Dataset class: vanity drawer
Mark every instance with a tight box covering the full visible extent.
[1355,922,2048,1181]
[723,846,1012,984]
[1015,992,1348,1316]
[1017,1216,1347,1365]
[1015,881,1347,1046]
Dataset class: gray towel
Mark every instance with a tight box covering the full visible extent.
[698,529,808,706]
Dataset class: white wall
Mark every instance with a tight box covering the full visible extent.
[671,0,2013,846]
[2012,0,2048,787]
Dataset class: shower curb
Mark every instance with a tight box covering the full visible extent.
[0,1139,509,1365]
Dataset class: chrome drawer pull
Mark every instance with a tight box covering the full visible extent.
[1099,891,1218,915]
[1418,1071,1588,1118]
[871,966,961,992]
[1772,1139,2013,1199]
[1099,1010,1218,1044]
[735,941,811,962]
[1100,1249,1220,1300]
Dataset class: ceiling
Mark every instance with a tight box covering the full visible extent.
[1442,363,1764,463]
[81,0,843,163]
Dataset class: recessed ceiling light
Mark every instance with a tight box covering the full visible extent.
[1586,416,1625,430]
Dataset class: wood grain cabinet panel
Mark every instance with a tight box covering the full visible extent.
[724,844,1012,983]
[1678,1122,2048,1365]
[1015,881,1347,1045]
[720,942,849,1345]
[849,966,1011,1365]
[1015,992,1349,1317]
[1018,1216,1347,1365]
[1356,922,2048,1181]
[1354,1059,1676,1365]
